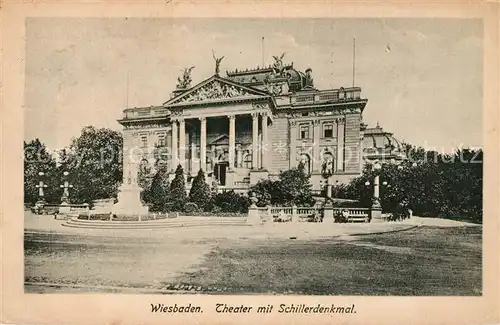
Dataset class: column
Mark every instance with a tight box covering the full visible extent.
[336,118,345,172]
[289,121,297,168]
[199,117,207,171]
[251,112,258,169]
[261,113,268,169]
[228,115,236,169]
[374,174,380,199]
[312,120,321,172]
[236,145,242,168]
[178,118,186,169]
[171,120,178,170]
[190,142,196,174]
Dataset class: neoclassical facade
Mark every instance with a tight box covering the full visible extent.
[118,57,395,192]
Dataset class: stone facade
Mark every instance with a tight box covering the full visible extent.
[118,61,375,192]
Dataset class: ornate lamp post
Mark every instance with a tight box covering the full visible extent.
[321,160,335,200]
[60,171,73,203]
[35,171,48,205]
[365,162,384,222]
[321,159,335,222]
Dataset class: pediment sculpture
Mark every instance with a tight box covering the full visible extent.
[178,81,256,103]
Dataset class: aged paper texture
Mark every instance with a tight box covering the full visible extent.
[1,1,499,325]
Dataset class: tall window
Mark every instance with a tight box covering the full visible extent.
[140,136,148,148]
[157,134,165,146]
[299,124,310,139]
[323,123,334,138]
[243,152,252,168]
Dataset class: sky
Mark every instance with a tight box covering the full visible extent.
[25,18,483,152]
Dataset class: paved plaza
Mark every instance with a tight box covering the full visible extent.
[24,212,481,295]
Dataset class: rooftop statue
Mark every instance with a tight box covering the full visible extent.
[176,66,195,89]
[305,68,314,88]
[272,52,286,76]
[212,50,225,76]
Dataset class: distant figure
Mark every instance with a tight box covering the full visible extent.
[278,210,287,222]
[53,213,58,220]
[342,209,350,222]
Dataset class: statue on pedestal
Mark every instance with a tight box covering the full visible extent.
[212,50,225,76]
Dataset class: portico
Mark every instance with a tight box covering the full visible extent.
[168,110,271,186]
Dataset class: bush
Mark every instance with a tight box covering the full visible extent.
[143,169,170,212]
[333,210,349,223]
[183,202,199,213]
[188,169,211,211]
[213,190,250,213]
[211,205,222,214]
[169,165,187,211]
[249,163,314,207]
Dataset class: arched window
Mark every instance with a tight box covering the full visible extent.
[299,153,311,174]
[243,151,252,168]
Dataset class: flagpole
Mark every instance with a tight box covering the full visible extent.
[126,70,130,108]
[262,36,265,67]
[352,37,356,87]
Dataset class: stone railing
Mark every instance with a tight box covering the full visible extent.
[274,87,363,108]
[248,204,371,224]
[122,107,169,119]
[332,207,370,222]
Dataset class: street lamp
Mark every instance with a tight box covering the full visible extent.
[364,162,384,222]
[60,171,74,203]
[35,171,48,206]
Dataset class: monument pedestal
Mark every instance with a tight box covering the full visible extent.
[112,183,149,216]
[59,201,71,215]
[370,208,384,223]
[323,203,334,222]
[247,204,261,225]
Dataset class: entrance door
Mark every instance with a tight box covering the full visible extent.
[214,162,228,186]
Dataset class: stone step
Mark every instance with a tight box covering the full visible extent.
[63,218,249,229]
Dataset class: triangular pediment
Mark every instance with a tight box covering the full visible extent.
[208,134,244,146]
[164,75,269,106]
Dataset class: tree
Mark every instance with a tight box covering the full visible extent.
[213,190,251,213]
[143,169,170,212]
[188,169,211,211]
[63,126,123,203]
[24,139,60,204]
[249,162,314,207]
[278,163,314,206]
[336,147,483,223]
[169,165,187,211]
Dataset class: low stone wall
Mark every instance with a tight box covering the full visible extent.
[249,205,372,224]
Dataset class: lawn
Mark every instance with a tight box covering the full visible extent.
[172,226,482,295]
[25,226,482,295]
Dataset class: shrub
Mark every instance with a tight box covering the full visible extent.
[211,205,222,214]
[143,169,170,212]
[249,164,314,207]
[183,202,199,214]
[333,210,349,223]
[213,190,250,213]
[169,165,187,211]
[188,169,211,211]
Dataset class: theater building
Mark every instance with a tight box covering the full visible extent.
[118,56,403,191]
